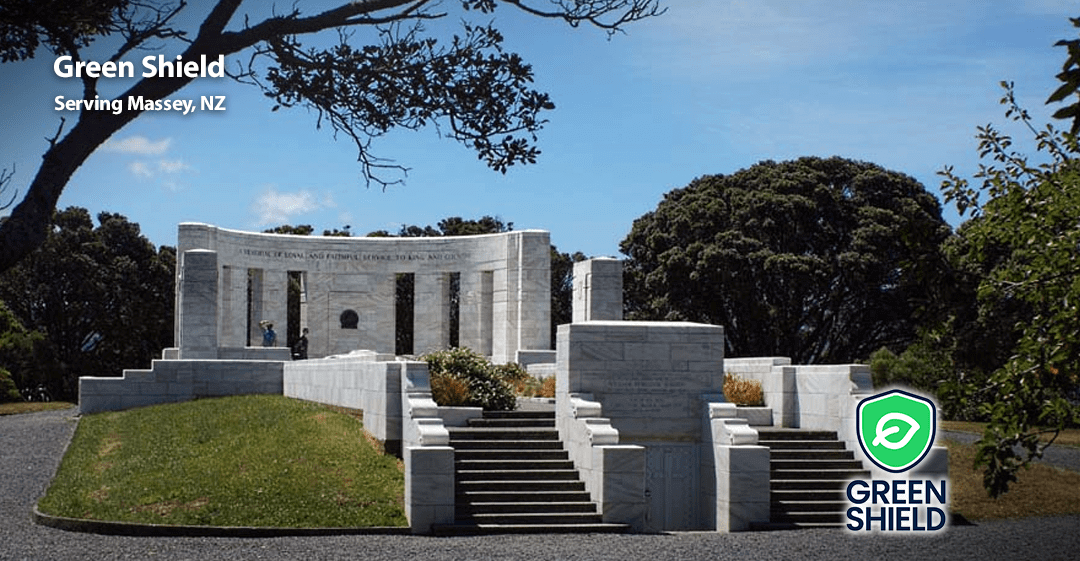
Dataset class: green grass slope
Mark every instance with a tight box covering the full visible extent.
[38,395,406,528]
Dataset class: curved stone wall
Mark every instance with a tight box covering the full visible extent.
[175,223,551,362]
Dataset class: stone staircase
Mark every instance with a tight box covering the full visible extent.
[431,410,630,536]
[756,428,869,529]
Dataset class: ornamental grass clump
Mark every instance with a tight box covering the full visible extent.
[723,372,765,406]
[421,347,517,411]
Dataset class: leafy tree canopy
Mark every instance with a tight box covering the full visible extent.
[0,207,174,401]
[0,0,663,272]
[621,156,952,364]
[0,299,57,401]
[940,79,1080,498]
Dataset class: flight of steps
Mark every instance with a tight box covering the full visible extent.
[756,428,870,529]
[431,410,630,536]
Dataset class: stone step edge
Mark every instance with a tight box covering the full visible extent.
[430,522,631,536]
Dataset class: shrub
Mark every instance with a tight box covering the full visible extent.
[509,374,542,397]
[0,367,20,403]
[539,376,556,398]
[429,372,471,406]
[492,362,531,388]
[869,344,950,393]
[421,348,517,411]
[723,372,764,406]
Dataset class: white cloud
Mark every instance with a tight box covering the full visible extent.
[103,135,172,155]
[157,159,192,174]
[128,161,154,178]
[252,187,334,226]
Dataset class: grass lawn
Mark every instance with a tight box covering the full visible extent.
[944,437,1080,520]
[37,395,406,528]
[0,401,76,415]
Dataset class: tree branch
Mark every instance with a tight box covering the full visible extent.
[497,0,665,34]
[0,165,16,211]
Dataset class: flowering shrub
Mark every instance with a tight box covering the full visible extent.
[421,347,517,411]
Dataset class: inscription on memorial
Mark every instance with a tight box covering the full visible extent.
[606,375,692,392]
[604,394,687,415]
[604,374,691,414]
[237,248,468,262]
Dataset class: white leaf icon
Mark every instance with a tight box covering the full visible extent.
[871,412,921,450]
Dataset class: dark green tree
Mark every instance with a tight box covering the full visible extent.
[550,246,586,342]
[1048,17,1080,134]
[0,299,60,401]
[621,156,952,364]
[939,78,1080,497]
[263,224,315,236]
[0,0,663,272]
[0,207,174,400]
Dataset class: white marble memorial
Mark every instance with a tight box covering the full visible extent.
[175,223,551,363]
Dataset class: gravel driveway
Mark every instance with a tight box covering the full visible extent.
[3,408,1078,561]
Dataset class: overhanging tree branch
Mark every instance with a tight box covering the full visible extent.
[0,0,663,272]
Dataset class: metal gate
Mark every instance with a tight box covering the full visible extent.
[645,444,702,531]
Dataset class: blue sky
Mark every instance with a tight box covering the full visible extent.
[1,1,1077,258]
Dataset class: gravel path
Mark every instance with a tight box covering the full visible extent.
[3,408,1079,561]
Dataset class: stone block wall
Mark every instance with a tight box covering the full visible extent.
[282,351,403,452]
[557,321,725,442]
[790,364,873,449]
[556,320,726,532]
[79,359,284,414]
[724,357,796,427]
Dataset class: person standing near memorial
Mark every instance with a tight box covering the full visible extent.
[259,320,276,347]
[293,327,309,360]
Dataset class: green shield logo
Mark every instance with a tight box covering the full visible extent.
[856,389,936,473]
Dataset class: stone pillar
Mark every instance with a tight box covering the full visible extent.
[714,444,770,532]
[306,272,331,359]
[573,257,623,323]
[516,231,552,353]
[457,272,483,356]
[178,249,219,359]
[370,273,396,355]
[493,231,551,363]
[247,269,263,346]
[405,445,455,534]
[413,273,450,355]
[297,271,308,341]
[491,267,512,363]
[261,270,288,347]
[219,265,248,348]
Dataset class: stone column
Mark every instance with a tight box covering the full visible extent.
[458,271,493,356]
[261,270,288,347]
[178,249,219,359]
[306,272,331,359]
[573,257,623,323]
[515,231,552,354]
[492,231,551,363]
[219,265,248,348]
[413,273,450,355]
[367,272,396,355]
[247,268,263,346]
[491,266,512,364]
